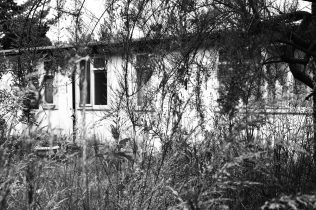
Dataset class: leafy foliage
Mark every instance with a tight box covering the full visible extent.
[0,0,52,49]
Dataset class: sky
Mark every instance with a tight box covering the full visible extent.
[15,0,106,43]
[47,0,106,43]
[14,0,312,44]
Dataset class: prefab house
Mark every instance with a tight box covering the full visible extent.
[0,38,312,145]
[0,38,219,143]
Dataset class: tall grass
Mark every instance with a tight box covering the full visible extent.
[1,111,316,209]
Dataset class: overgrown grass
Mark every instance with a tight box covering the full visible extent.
[1,116,316,210]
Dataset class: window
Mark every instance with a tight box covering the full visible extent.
[44,75,54,104]
[43,61,55,106]
[135,54,153,106]
[79,60,91,105]
[41,60,55,109]
[92,57,107,105]
[217,50,265,108]
[265,63,289,106]
[78,56,107,107]
[94,70,107,105]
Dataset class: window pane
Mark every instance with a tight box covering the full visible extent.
[93,57,105,68]
[79,60,91,104]
[94,70,107,105]
[44,76,54,104]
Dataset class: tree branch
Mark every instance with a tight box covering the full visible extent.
[288,63,313,88]
[280,56,310,65]
[276,39,316,57]
[266,11,312,24]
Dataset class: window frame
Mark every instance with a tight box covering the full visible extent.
[79,59,92,107]
[91,56,108,109]
[43,74,54,104]
[77,56,109,110]
[41,60,56,110]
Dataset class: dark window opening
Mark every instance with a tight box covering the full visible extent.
[94,70,107,105]
[43,60,55,105]
[79,60,91,105]
[44,75,54,104]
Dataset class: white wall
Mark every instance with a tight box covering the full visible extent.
[2,46,309,147]
[0,48,219,143]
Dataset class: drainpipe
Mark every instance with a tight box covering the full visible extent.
[72,65,77,143]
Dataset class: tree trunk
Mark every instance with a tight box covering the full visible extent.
[312,2,316,162]
[313,87,316,162]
